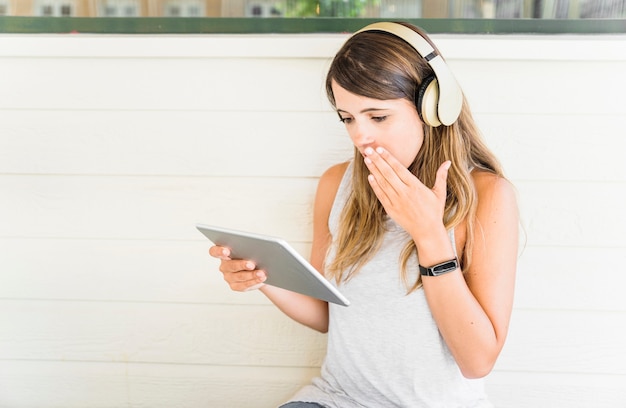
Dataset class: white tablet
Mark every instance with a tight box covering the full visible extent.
[196,224,350,306]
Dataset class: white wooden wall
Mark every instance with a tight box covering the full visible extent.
[0,32,625,408]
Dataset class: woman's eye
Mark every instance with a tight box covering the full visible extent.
[372,116,387,123]
[339,117,353,124]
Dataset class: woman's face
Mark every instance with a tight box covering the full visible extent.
[331,80,424,168]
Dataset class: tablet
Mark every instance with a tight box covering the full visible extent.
[196,224,350,306]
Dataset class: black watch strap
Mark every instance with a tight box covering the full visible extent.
[419,258,459,277]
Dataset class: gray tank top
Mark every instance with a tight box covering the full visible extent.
[286,162,492,408]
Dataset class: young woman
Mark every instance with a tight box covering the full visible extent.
[209,22,519,408]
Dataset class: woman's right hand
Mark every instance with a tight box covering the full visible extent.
[208,245,267,292]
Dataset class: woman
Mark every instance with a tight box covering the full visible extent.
[209,22,519,408]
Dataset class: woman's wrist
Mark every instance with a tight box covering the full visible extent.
[413,225,456,268]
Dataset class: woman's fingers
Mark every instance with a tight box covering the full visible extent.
[224,268,267,289]
[433,160,452,201]
[208,245,231,260]
[362,146,451,235]
[208,245,267,291]
[222,263,267,291]
[364,147,420,208]
[364,146,416,187]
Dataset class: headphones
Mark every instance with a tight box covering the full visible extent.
[354,22,463,127]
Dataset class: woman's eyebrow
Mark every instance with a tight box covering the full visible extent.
[337,108,390,114]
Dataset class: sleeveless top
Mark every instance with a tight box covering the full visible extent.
[285,162,492,408]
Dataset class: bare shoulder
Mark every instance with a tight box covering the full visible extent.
[454,171,518,259]
[472,170,518,213]
[320,161,350,183]
[317,161,350,199]
[313,161,350,223]
[467,170,519,277]
[310,161,350,273]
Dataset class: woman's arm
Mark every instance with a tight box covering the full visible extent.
[363,146,518,378]
[418,171,518,378]
[209,162,347,333]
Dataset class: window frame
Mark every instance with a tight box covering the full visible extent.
[0,17,625,34]
[0,0,10,16]
[33,0,76,17]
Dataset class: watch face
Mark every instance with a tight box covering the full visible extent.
[433,260,458,274]
[420,258,458,276]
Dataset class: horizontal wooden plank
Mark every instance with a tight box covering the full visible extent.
[0,34,348,58]
[455,59,626,115]
[516,180,626,248]
[0,175,318,241]
[0,360,320,408]
[1,300,624,375]
[476,113,626,182]
[0,238,280,305]
[496,309,626,375]
[0,58,626,115]
[2,239,624,313]
[1,109,624,182]
[0,57,332,112]
[0,110,353,178]
[2,35,625,62]
[486,371,626,408]
[1,359,625,408]
[2,176,623,248]
[515,246,626,312]
[1,56,624,115]
[0,300,327,367]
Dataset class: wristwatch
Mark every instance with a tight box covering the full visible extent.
[419,257,459,277]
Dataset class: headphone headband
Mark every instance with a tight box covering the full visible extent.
[354,22,463,126]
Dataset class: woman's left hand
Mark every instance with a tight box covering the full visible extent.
[363,146,451,239]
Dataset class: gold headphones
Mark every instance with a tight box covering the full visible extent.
[354,22,463,127]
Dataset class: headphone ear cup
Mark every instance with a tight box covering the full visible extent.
[415,75,441,127]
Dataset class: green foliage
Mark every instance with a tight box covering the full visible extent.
[280,0,380,18]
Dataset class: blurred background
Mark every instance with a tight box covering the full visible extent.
[1,0,625,19]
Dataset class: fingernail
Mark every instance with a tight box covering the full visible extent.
[245,261,255,270]
[376,147,384,154]
[364,147,374,155]
[364,157,372,165]
[256,271,266,279]
[222,248,230,256]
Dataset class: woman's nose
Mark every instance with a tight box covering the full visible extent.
[350,123,374,148]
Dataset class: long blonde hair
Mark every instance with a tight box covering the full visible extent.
[325,23,504,293]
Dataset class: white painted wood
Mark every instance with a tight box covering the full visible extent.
[1,57,625,115]
[2,360,625,408]
[453,59,626,115]
[477,113,626,182]
[0,57,333,112]
[516,180,626,248]
[2,239,624,313]
[1,300,624,376]
[486,371,626,408]
[1,109,624,182]
[515,246,626,312]
[0,360,320,408]
[0,110,353,177]
[0,300,328,367]
[1,177,623,247]
[1,57,625,116]
[1,34,625,61]
[0,237,310,305]
[1,33,625,407]
[0,176,318,241]
[495,309,626,375]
